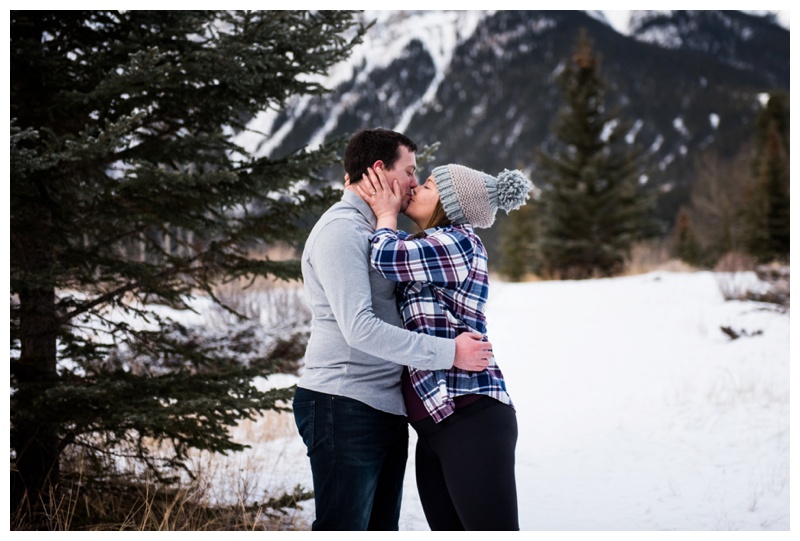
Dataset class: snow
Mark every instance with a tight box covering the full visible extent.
[673,116,690,138]
[589,10,632,35]
[225,270,790,531]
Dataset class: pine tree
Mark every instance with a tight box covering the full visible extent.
[536,30,655,279]
[10,10,366,516]
[741,93,790,262]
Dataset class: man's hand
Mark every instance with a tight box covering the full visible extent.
[453,332,492,372]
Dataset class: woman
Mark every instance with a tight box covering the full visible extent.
[354,163,532,531]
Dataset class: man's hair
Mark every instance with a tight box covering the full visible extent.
[344,128,418,184]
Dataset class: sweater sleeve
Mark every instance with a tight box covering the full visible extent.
[308,218,455,371]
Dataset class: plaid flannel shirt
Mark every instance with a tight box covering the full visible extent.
[369,224,513,423]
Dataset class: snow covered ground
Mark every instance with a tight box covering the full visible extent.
[221,270,790,531]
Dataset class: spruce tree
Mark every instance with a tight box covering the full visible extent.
[536,30,655,279]
[10,10,366,516]
[741,93,790,262]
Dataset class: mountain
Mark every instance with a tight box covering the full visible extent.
[236,10,789,244]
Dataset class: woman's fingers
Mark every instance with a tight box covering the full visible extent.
[365,167,384,196]
[391,179,402,199]
[372,166,391,193]
[359,168,401,213]
[361,171,377,195]
[354,181,369,199]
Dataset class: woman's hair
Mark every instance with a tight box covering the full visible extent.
[424,199,452,230]
[412,198,452,238]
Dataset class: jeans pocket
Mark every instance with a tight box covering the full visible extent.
[293,400,316,452]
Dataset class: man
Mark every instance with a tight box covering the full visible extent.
[293,128,491,531]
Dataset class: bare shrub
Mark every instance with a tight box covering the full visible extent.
[714,252,756,301]
[753,262,790,307]
[686,147,751,258]
[713,252,788,307]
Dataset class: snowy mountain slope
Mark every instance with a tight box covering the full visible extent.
[629,10,790,81]
[238,10,489,158]
[235,10,788,233]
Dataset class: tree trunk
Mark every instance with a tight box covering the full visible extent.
[11,284,60,518]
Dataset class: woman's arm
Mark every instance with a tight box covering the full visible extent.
[370,227,474,288]
[353,165,475,287]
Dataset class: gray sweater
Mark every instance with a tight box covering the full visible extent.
[298,190,455,415]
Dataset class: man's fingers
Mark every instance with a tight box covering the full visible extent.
[473,360,489,370]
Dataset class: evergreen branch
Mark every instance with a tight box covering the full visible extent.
[56,259,207,325]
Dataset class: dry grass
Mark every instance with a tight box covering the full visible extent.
[713,251,757,272]
[12,405,310,531]
[623,239,698,276]
[14,479,234,531]
[493,240,698,283]
[525,239,701,278]
[490,271,544,283]
[233,407,298,443]
[22,481,308,531]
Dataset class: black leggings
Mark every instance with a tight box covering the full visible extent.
[413,398,519,531]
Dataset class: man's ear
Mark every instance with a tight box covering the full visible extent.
[372,160,385,171]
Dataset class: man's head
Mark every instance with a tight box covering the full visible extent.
[344,128,419,211]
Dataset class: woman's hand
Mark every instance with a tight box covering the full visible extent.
[354,166,402,230]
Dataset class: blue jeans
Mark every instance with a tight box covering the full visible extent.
[293,387,409,530]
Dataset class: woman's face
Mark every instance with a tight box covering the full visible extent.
[406,175,440,228]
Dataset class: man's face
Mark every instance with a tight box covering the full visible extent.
[383,145,418,212]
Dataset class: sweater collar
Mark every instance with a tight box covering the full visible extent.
[342,189,377,229]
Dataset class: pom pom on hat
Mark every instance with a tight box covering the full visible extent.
[496,169,533,213]
[433,164,532,228]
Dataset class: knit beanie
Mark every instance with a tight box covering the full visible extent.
[432,164,533,228]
